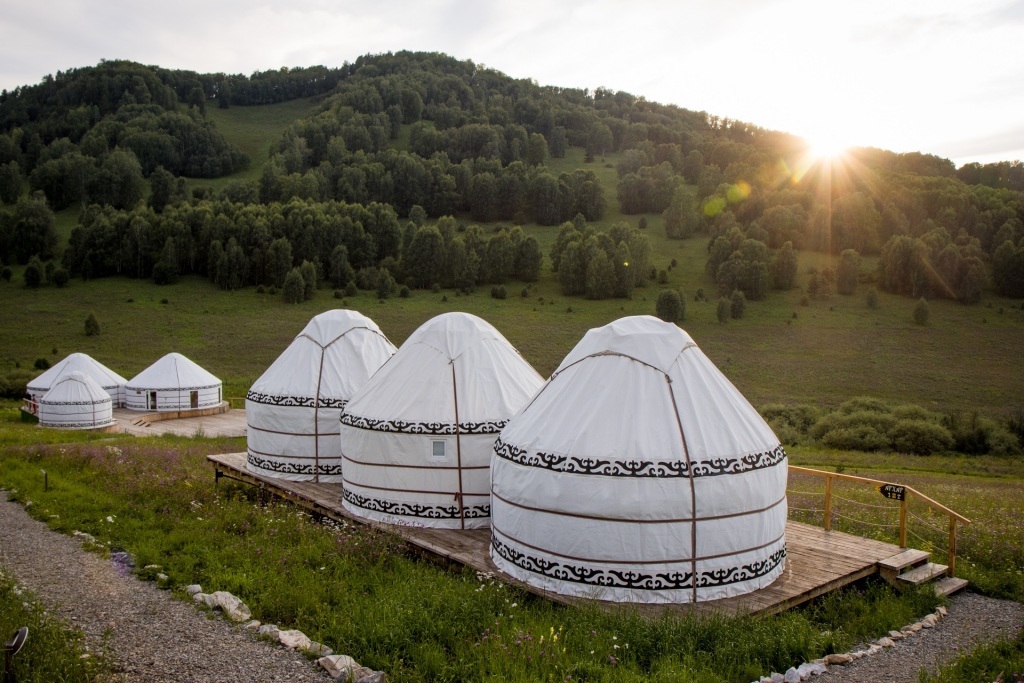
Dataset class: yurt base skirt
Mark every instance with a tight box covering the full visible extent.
[489,528,787,604]
[245,451,344,483]
[341,484,491,530]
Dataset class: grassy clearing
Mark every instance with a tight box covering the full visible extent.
[2,239,1023,414]
[0,423,953,683]
[921,627,1024,683]
[0,571,106,682]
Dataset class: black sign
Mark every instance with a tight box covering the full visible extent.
[878,483,906,501]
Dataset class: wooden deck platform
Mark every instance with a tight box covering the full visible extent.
[208,452,913,617]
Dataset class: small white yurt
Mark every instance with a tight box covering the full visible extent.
[38,371,116,430]
[27,353,127,406]
[339,312,544,529]
[246,310,397,482]
[490,315,787,604]
[125,353,222,412]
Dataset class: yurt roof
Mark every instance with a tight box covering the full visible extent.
[126,352,220,390]
[248,310,396,405]
[341,312,543,427]
[500,315,782,469]
[28,353,127,392]
[39,371,112,406]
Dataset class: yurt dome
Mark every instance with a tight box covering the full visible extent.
[125,353,222,412]
[490,315,787,604]
[339,312,544,529]
[38,371,116,430]
[246,309,397,482]
[27,353,127,405]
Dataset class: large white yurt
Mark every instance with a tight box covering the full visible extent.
[27,353,127,406]
[125,353,222,412]
[38,371,116,430]
[246,310,397,482]
[490,315,787,604]
[339,312,544,529]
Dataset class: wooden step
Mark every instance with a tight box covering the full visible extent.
[878,548,930,582]
[933,576,969,597]
[898,562,949,586]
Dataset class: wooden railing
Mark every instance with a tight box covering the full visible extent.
[227,396,246,409]
[789,465,970,577]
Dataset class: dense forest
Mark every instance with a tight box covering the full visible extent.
[1,51,1022,302]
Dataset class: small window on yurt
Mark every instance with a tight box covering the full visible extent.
[430,439,448,461]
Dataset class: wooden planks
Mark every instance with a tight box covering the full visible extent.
[207,452,913,617]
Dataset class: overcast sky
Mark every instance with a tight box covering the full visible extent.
[2,0,1022,166]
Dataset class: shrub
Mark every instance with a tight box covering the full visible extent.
[889,420,955,455]
[333,289,343,299]
[431,283,441,293]
[838,397,891,415]
[51,267,69,288]
[914,298,929,325]
[1,266,11,282]
[943,411,1022,455]
[33,357,50,370]
[521,288,529,298]
[399,286,411,299]
[760,404,821,435]
[866,288,879,309]
[256,285,265,294]
[160,298,168,305]
[84,311,100,336]
[658,269,669,284]
[819,425,890,451]
[490,286,507,300]
[809,411,896,442]
[891,404,939,422]
[344,282,358,297]
[23,257,42,288]
[655,289,683,322]
[730,290,746,319]
[716,298,730,324]
[282,268,305,304]
[268,286,277,295]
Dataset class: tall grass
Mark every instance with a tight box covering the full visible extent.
[0,572,106,682]
[0,427,958,682]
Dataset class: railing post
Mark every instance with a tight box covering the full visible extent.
[823,474,832,532]
[948,517,957,577]
[899,498,907,548]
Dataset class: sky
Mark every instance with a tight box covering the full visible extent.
[2,0,1022,167]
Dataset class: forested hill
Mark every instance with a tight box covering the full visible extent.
[0,51,1023,302]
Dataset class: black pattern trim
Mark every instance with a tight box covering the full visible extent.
[39,399,112,406]
[246,452,342,476]
[491,535,786,591]
[246,391,348,409]
[494,438,786,479]
[343,489,490,520]
[126,384,220,392]
[40,419,117,429]
[340,413,507,435]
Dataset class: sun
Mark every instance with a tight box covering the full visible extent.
[803,127,851,161]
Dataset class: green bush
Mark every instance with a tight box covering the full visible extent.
[890,404,939,422]
[819,425,890,451]
[760,404,821,434]
[34,357,50,370]
[889,419,955,455]
[810,411,897,442]
[84,311,100,336]
[943,411,1021,455]
[914,297,929,325]
[837,396,890,415]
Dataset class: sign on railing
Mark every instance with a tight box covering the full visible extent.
[877,483,906,501]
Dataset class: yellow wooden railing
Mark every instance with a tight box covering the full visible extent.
[227,396,246,409]
[789,466,970,577]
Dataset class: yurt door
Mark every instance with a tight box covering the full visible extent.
[190,390,198,409]
[148,391,157,410]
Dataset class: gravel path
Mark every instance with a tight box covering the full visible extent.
[0,491,332,682]
[814,591,1023,683]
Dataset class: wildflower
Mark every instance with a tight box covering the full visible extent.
[105,515,115,523]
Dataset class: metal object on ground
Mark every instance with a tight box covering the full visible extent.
[3,627,28,683]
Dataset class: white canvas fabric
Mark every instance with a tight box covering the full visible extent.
[38,371,116,430]
[245,310,397,483]
[490,315,787,604]
[27,353,127,405]
[339,312,544,529]
[125,352,222,412]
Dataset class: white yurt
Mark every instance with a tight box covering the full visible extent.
[38,371,116,430]
[246,310,397,482]
[490,315,787,604]
[27,353,127,406]
[339,312,544,529]
[125,353,222,412]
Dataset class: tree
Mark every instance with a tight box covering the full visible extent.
[836,249,861,295]
[515,235,542,283]
[0,266,10,282]
[584,250,615,299]
[483,231,515,284]
[152,237,179,285]
[300,260,317,300]
[730,290,747,319]
[148,166,177,213]
[376,267,397,299]
[549,127,568,158]
[866,287,879,309]
[772,241,798,290]
[328,244,355,289]
[407,226,446,288]
[23,255,43,288]
[612,241,634,299]
[526,133,548,166]
[11,195,58,263]
[266,238,293,288]
[52,267,69,287]
[84,311,101,336]
[0,160,20,204]
[914,297,930,325]
[90,149,145,210]
[663,186,699,239]
[282,268,305,303]
[656,289,683,322]
[716,298,730,324]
